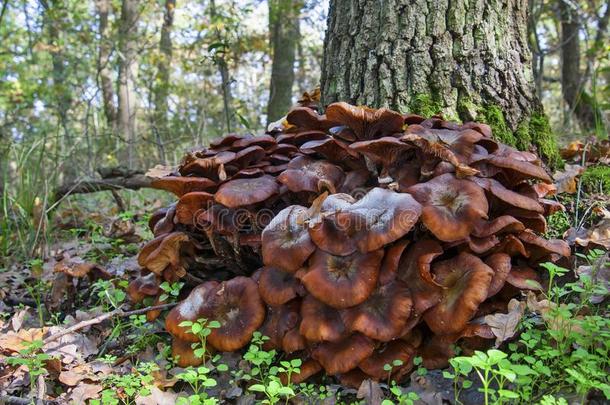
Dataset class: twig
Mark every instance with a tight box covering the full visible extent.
[42,302,177,345]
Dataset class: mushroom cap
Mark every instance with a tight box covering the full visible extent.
[280,359,322,385]
[346,188,422,252]
[286,107,338,131]
[506,266,543,290]
[127,272,160,303]
[518,230,571,260]
[300,248,383,309]
[337,369,372,389]
[261,205,316,273]
[325,102,404,140]
[396,240,444,316]
[472,215,525,238]
[299,294,348,343]
[232,145,266,168]
[486,155,553,184]
[152,204,177,236]
[172,338,204,367]
[258,266,302,306]
[214,175,279,208]
[137,232,190,276]
[300,137,364,169]
[233,134,277,149]
[379,240,410,285]
[358,340,416,380]
[341,280,413,341]
[259,301,301,351]
[471,177,543,213]
[165,281,220,342]
[151,176,217,197]
[484,253,512,298]
[312,333,375,375]
[281,327,307,354]
[204,277,266,351]
[278,156,345,194]
[179,151,236,178]
[176,192,214,225]
[423,252,494,334]
[419,335,455,369]
[349,136,413,165]
[307,193,360,256]
[407,173,488,242]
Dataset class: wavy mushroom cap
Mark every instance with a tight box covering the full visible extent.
[137,232,190,276]
[261,205,316,273]
[231,145,267,168]
[396,240,444,316]
[214,175,279,208]
[358,340,416,380]
[471,177,543,213]
[325,102,404,140]
[202,277,266,352]
[379,240,410,285]
[286,107,338,131]
[518,230,571,261]
[423,252,494,334]
[299,294,348,343]
[337,369,372,389]
[486,154,552,184]
[259,301,301,351]
[281,327,307,354]
[484,253,512,298]
[278,156,345,194]
[151,176,217,197]
[418,334,456,369]
[127,272,160,303]
[300,248,383,309]
[346,188,422,252]
[300,137,363,169]
[342,280,413,341]
[312,333,375,375]
[232,134,277,150]
[258,266,302,306]
[308,193,360,256]
[179,151,236,178]
[472,215,525,238]
[165,281,220,342]
[407,173,488,242]
[175,192,214,225]
[349,136,412,165]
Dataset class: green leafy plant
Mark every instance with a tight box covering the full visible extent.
[93,362,158,405]
[158,281,184,303]
[175,366,220,405]
[6,340,53,396]
[177,318,220,363]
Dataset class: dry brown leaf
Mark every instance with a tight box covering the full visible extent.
[357,379,383,405]
[44,327,99,364]
[484,298,526,346]
[54,257,104,278]
[146,164,176,179]
[0,328,45,353]
[69,382,102,404]
[135,386,179,405]
[575,212,610,250]
[553,164,585,194]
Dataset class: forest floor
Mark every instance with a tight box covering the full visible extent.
[0,141,608,405]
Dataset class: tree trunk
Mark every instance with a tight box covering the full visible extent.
[95,0,117,132]
[266,0,301,124]
[153,0,175,164]
[117,0,139,169]
[559,0,602,132]
[210,0,234,133]
[321,0,560,166]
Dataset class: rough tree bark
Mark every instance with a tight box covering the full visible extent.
[321,0,561,166]
[95,0,117,132]
[266,0,301,124]
[559,0,603,132]
[117,0,139,169]
[153,0,176,164]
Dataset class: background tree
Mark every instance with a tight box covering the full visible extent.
[320,0,561,166]
[266,0,302,124]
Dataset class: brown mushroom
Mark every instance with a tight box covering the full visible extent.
[278,156,345,194]
[172,338,204,367]
[261,205,316,273]
[280,359,322,385]
[312,333,375,375]
[506,265,543,290]
[176,192,214,225]
[127,272,160,303]
[214,175,279,208]
[379,240,410,285]
[325,102,404,140]
[358,340,416,380]
[299,294,348,343]
[165,281,220,342]
[423,252,494,334]
[407,173,488,242]
[484,253,512,298]
[137,232,190,276]
[300,248,383,309]
[258,266,302,306]
[342,280,413,341]
[151,176,217,197]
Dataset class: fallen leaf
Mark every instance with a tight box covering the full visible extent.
[44,327,99,364]
[575,216,610,250]
[575,253,609,304]
[69,383,102,404]
[135,386,178,405]
[553,164,585,194]
[0,328,45,353]
[357,379,383,405]
[484,298,525,346]
[54,256,106,279]
[146,165,176,179]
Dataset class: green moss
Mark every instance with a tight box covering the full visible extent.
[581,165,610,194]
[545,210,571,239]
[477,105,517,147]
[514,120,532,151]
[528,112,562,169]
[409,94,443,117]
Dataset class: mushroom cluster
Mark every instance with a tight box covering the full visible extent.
[129,99,570,385]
